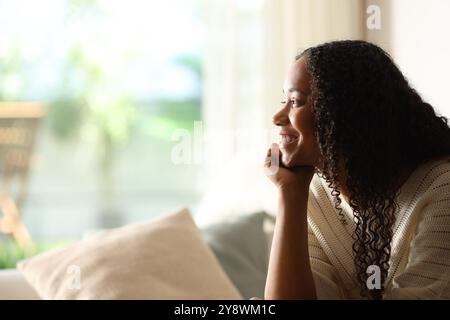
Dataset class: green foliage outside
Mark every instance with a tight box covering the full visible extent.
[0,239,70,269]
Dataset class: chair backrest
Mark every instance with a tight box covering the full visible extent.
[0,102,45,246]
[0,103,45,176]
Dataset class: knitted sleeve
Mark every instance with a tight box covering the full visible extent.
[384,169,450,299]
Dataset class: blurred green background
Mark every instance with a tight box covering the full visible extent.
[0,0,205,265]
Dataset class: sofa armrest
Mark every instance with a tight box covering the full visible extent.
[0,269,40,300]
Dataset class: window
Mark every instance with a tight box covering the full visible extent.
[0,0,205,242]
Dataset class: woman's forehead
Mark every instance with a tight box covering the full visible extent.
[283,57,311,94]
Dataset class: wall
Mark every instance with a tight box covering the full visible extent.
[367,0,450,117]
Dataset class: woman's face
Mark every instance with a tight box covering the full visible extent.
[273,56,322,168]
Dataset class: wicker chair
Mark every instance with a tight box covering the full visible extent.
[0,102,45,247]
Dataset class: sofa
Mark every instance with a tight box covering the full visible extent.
[0,156,279,300]
[0,211,275,300]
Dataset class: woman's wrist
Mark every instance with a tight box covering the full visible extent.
[278,173,312,195]
[277,181,310,220]
[278,183,309,198]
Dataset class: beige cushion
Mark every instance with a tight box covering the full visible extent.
[17,208,242,300]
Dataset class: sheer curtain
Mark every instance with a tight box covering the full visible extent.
[202,0,365,184]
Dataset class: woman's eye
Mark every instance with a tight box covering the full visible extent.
[291,98,306,108]
[281,99,303,107]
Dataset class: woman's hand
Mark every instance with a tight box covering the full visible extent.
[264,143,315,191]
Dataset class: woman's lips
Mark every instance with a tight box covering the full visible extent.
[279,134,299,146]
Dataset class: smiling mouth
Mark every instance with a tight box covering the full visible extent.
[280,134,299,146]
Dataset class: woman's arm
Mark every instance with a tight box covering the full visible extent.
[264,145,317,299]
[265,180,316,300]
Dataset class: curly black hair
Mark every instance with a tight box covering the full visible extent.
[297,40,450,299]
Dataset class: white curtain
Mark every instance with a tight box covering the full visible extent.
[202,0,365,185]
[195,0,366,223]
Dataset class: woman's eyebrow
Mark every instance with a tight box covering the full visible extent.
[288,88,308,95]
[282,88,307,94]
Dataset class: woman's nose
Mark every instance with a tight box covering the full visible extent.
[272,105,289,126]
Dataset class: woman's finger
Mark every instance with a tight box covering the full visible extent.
[264,144,280,175]
[264,147,272,166]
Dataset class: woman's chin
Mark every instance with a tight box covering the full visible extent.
[282,152,314,168]
[280,142,303,167]
[281,153,297,168]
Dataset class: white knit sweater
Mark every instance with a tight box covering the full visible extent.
[307,157,450,299]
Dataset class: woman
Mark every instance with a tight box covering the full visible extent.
[264,40,450,300]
